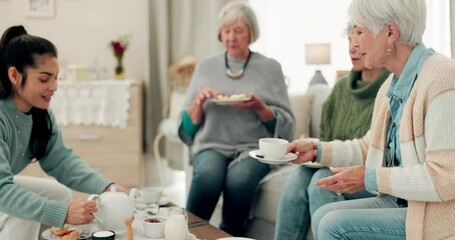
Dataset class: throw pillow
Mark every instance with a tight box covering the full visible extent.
[289,94,314,140]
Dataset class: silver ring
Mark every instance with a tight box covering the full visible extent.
[336,188,341,196]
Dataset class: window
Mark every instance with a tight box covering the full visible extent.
[249,0,451,94]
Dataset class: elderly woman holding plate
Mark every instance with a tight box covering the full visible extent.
[178,1,294,236]
[286,0,455,239]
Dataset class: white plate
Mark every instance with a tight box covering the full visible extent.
[217,238,256,240]
[249,150,296,164]
[143,233,197,240]
[41,227,92,240]
[209,96,252,105]
[302,162,325,168]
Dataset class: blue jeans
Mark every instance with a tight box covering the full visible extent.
[275,165,317,240]
[308,168,375,216]
[312,195,407,240]
[275,167,375,240]
[186,149,270,236]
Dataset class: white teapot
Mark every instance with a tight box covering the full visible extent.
[88,185,138,234]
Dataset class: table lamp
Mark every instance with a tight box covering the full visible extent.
[305,43,331,85]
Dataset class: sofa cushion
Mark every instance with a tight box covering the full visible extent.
[305,84,332,137]
[289,94,314,139]
[252,165,296,223]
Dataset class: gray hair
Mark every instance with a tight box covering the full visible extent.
[217,1,260,44]
[348,0,426,47]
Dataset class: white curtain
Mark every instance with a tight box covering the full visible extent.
[146,0,229,151]
[451,0,455,59]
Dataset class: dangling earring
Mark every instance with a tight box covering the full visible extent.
[387,45,393,55]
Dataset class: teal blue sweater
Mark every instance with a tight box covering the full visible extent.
[0,96,112,227]
[319,69,390,141]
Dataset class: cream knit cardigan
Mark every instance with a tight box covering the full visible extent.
[319,53,455,240]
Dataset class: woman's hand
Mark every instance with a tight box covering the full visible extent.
[287,140,315,164]
[65,199,97,225]
[315,166,366,194]
[103,183,129,194]
[230,94,274,122]
[188,87,219,124]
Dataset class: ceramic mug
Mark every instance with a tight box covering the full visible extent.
[91,230,115,240]
[259,138,289,159]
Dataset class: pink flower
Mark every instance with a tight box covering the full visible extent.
[111,41,125,56]
[110,34,131,59]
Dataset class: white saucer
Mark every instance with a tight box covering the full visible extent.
[41,229,60,240]
[136,196,170,207]
[143,233,197,240]
[217,237,256,240]
[302,162,325,168]
[249,150,296,164]
[209,97,251,105]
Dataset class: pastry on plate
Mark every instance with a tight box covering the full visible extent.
[50,224,70,236]
[229,93,247,100]
[50,224,80,240]
[60,229,80,240]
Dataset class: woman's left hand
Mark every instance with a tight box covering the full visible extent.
[103,183,129,194]
[314,166,366,194]
[230,94,274,122]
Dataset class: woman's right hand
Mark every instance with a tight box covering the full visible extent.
[288,140,315,165]
[65,199,98,225]
[187,87,219,124]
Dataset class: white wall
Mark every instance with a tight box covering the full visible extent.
[0,0,149,81]
[249,0,452,94]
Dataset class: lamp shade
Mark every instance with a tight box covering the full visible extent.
[305,43,331,65]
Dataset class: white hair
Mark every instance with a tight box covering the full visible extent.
[348,0,426,47]
[217,1,260,44]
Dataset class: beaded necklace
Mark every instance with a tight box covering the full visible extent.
[224,50,253,80]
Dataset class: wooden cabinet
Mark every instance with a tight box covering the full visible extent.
[19,81,144,195]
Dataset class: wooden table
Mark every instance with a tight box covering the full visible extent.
[187,210,232,240]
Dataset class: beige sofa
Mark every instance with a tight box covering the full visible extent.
[243,84,332,240]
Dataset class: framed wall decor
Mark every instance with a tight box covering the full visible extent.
[25,0,55,18]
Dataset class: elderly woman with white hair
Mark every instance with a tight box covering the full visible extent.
[285,0,455,239]
[178,1,294,236]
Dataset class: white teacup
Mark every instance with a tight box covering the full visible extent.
[259,138,289,159]
[140,187,163,205]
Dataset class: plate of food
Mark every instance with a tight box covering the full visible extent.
[41,224,93,240]
[249,150,296,165]
[217,238,256,240]
[302,161,325,168]
[210,93,251,105]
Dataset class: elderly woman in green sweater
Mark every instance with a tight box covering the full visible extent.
[274,25,389,240]
[288,0,455,239]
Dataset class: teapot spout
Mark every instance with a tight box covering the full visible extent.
[129,188,138,203]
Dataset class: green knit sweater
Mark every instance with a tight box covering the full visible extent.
[319,69,390,141]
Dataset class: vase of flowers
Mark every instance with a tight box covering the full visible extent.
[110,35,130,80]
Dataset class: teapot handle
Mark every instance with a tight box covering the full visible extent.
[87,194,103,227]
[87,194,99,202]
